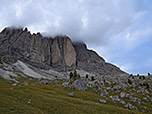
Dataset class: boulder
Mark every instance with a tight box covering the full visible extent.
[69,79,88,91]
[124,103,138,111]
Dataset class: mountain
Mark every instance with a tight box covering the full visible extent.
[0,27,126,75]
[0,27,152,114]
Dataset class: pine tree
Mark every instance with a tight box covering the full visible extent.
[91,76,95,81]
[128,79,132,85]
[69,72,73,79]
[86,74,88,79]
[145,83,150,89]
[73,70,77,78]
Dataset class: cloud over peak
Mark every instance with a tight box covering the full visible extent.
[0,0,152,74]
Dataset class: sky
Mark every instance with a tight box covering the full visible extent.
[0,0,152,75]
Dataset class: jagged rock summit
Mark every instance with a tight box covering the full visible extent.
[0,27,126,75]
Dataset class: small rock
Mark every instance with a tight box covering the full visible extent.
[141,110,145,112]
[62,82,68,87]
[24,81,28,85]
[120,92,126,98]
[29,78,32,81]
[143,97,149,101]
[112,96,120,102]
[31,84,35,86]
[93,88,98,92]
[12,83,17,86]
[99,99,106,104]
[8,81,12,84]
[120,92,129,98]
[100,90,109,96]
[10,87,14,90]
[28,99,31,104]
[120,100,126,105]
[124,103,138,110]
[142,106,147,110]
[40,80,50,85]
[107,87,111,90]
[68,92,74,97]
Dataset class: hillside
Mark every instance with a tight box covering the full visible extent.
[0,77,146,114]
[0,27,152,114]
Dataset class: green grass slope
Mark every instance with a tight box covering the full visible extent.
[0,77,145,114]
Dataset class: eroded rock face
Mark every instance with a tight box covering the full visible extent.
[0,27,126,75]
[73,42,126,75]
[64,38,76,67]
[0,27,76,71]
[51,36,76,70]
[51,39,61,64]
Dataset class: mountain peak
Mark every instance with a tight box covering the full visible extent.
[0,27,127,75]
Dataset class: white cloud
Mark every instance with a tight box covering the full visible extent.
[0,0,152,74]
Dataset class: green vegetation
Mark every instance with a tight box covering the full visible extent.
[73,70,77,78]
[85,74,88,79]
[128,79,132,85]
[69,70,79,79]
[0,59,2,64]
[142,76,145,80]
[130,74,133,76]
[0,77,143,114]
[145,83,150,89]
[91,76,95,81]
[69,72,73,79]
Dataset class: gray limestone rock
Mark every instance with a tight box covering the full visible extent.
[112,96,121,102]
[99,99,107,104]
[62,82,69,87]
[0,27,126,75]
[24,81,28,85]
[120,100,126,105]
[68,92,74,97]
[40,80,49,85]
[120,92,129,98]
[100,90,109,96]
[69,79,88,91]
[124,103,138,111]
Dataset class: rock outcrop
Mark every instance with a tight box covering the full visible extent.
[0,27,126,75]
[73,42,126,75]
[0,27,76,71]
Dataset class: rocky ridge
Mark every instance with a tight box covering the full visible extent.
[0,27,126,75]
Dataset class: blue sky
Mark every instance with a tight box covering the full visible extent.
[0,0,152,74]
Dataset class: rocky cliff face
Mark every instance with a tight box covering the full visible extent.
[73,42,125,75]
[0,27,126,75]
